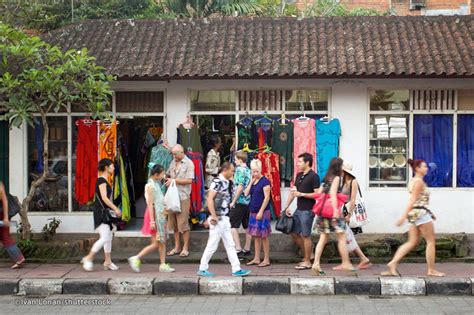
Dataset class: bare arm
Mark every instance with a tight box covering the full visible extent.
[348,180,358,213]
[145,185,155,223]
[0,183,8,224]
[401,180,423,220]
[257,185,271,218]
[244,179,253,197]
[207,190,218,223]
[98,183,121,216]
[231,185,244,207]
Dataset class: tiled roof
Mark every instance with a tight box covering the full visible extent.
[42,16,473,78]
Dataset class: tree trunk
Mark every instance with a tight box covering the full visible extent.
[20,115,49,240]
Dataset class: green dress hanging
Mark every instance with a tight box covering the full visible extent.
[271,122,294,182]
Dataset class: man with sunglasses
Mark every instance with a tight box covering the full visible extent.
[284,153,320,270]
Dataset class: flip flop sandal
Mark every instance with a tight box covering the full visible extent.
[246,261,260,266]
[380,270,401,277]
[332,265,345,271]
[311,267,326,276]
[179,250,189,257]
[167,249,180,256]
[294,265,312,270]
[358,261,373,270]
[258,262,271,268]
[11,260,25,269]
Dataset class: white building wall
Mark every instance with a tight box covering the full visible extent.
[9,78,474,233]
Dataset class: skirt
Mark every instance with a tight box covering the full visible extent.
[141,206,167,243]
[248,210,272,238]
[315,216,346,234]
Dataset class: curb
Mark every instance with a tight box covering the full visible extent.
[4,277,473,296]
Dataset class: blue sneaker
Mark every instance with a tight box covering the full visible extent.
[197,270,215,277]
[232,269,252,277]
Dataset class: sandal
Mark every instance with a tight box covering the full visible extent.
[294,264,312,270]
[258,262,271,268]
[179,250,189,257]
[167,249,180,256]
[246,260,260,266]
[332,264,344,271]
[11,259,25,269]
[311,265,326,276]
[358,261,373,270]
[381,270,401,277]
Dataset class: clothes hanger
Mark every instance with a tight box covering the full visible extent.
[296,95,310,121]
[277,112,288,126]
[181,113,195,129]
[242,143,253,153]
[238,111,253,126]
[254,110,274,126]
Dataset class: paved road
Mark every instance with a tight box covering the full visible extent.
[1,295,473,314]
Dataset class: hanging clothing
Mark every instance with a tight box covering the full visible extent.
[256,152,281,217]
[114,155,131,222]
[293,119,316,181]
[148,144,173,174]
[99,121,117,185]
[205,149,220,189]
[187,152,205,215]
[237,121,258,150]
[75,119,99,205]
[316,119,341,180]
[272,122,294,182]
[178,125,203,154]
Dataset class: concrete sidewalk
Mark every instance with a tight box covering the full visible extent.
[0,262,472,297]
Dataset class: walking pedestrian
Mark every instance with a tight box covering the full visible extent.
[81,158,122,272]
[0,182,25,269]
[332,162,372,270]
[229,151,252,258]
[284,153,320,270]
[166,144,194,258]
[128,164,175,273]
[197,162,251,277]
[245,160,272,267]
[381,159,445,277]
[303,158,355,275]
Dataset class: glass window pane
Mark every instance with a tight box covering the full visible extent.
[414,115,453,187]
[28,117,68,212]
[457,114,474,187]
[191,91,235,112]
[286,90,328,111]
[458,90,474,111]
[370,90,409,111]
[369,114,409,187]
[116,92,164,112]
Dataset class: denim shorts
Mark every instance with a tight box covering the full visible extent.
[413,213,433,226]
[291,209,315,237]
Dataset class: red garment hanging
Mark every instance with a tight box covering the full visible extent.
[257,152,281,217]
[75,119,99,205]
[187,152,204,215]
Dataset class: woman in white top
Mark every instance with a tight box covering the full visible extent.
[205,135,222,189]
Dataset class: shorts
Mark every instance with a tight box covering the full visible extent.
[315,216,346,234]
[167,199,191,233]
[413,213,433,226]
[230,203,250,229]
[290,209,315,237]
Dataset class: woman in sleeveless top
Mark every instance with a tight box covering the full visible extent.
[381,159,445,277]
[128,164,175,273]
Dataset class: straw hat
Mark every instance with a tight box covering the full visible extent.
[342,162,357,178]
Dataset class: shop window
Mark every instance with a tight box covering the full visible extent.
[191,90,235,112]
[369,114,410,187]
[413,115,453,187]
[28,117,68,212]
[457,115,474,187]
[458,90,474,111]
[412,90,455,111]
[116,91,164,112]
[370,90,409,111]
[286,90,329,112]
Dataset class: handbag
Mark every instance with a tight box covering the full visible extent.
[276,212,294,234]
[312,178,348,218]
[0,193,21,219]
[348,186,370,228]
[164,180,181,213]
[95,193,120,225]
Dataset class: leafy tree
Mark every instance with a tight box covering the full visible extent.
[161,0,263,18]
[0,22,115,240]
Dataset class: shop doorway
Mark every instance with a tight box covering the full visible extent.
[116,116,164,231]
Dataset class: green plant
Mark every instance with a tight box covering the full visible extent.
[0,22,114,240]
[41,217,62,241]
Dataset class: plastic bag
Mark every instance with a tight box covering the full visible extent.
[345,225,358,253]
[164,180,181,213]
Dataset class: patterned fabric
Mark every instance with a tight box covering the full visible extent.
[341,179,363,235]
[237,121,257,150]
[75,119,99,205]
[315,216,346,234]
[293,119,316,180]
[248,210,272,238]
[205,149,220,189]
[99,121,117,184]
[272,122,294,182]
[168,156,195,200]
[316,119,341,179]
[409,178,430,208]
[233,165,251,205]
[0,226,24,263]
[142,179,167,243]
[148,144,173,174]
[209,174,232,217]
[187,152,205,214]
[257,152,281,217]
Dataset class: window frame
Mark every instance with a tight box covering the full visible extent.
[368,89,474,190]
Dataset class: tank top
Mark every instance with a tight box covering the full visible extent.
[408,178,430,208]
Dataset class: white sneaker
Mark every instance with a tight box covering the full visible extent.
[103,262,119,271]
[159,263,175,273]
[128,256,141,273]
[81,258,93,272]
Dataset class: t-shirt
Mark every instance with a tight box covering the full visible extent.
[248,176,271,213]
[295,170,321,211]
[94,177,113,229]
[233,165,251,205]
[167,156,195,200]
[209,175,232,217]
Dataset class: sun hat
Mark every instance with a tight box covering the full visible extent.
[342,162,357,178]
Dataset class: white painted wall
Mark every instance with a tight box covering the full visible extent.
[9,78,474,233]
